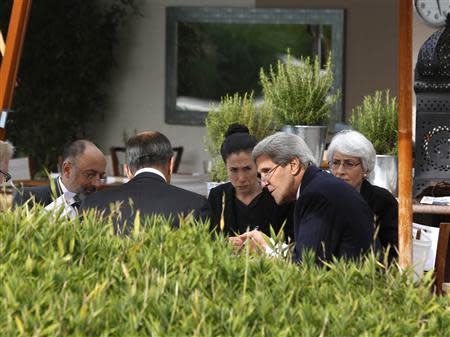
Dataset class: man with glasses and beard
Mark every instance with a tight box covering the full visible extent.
[233,132,377,264]
[13,140,107,210]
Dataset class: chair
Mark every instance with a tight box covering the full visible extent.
[9,157,34,180]
[434,223,450,295]
[172,146,184,173]
[110,146,126,176]
[110,146,184,176]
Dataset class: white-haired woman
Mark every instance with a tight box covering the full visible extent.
[327,130,398,261]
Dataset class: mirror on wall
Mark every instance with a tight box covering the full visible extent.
[166,7,344,126]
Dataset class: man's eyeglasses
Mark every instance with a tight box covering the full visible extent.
[0,169,11,183]
[329,159,361,170]
[260,164,280,182]
[81,171,106,183]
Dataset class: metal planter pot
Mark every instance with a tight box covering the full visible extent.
[282,125,328,166]
[369,154,398,196]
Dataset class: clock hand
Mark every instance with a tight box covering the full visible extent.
[437,0,442,15]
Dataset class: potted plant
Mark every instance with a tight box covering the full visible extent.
[205,92,277,185]
[349,90,398,195]
[260,51,340,166]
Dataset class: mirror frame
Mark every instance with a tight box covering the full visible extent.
[165,7,345,126]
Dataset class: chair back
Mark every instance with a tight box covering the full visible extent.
[434,222,450,295]
[172,146,183,173]
[9,157,33,180]
[110,146,126,176]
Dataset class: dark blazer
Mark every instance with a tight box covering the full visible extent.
[12,179,63,207]
[80,172,210,233]
[360,179,398,260]
[208,182,294,240]
[294,166,375,263]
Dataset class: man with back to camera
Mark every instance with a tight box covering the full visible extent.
[13,140,107,208]
[80,131,210,233]
[233,132,377,264]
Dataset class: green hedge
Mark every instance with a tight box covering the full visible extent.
[0,207,449,336]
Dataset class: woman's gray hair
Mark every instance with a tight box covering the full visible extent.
[327,129,376,174]
[252,132,316,166]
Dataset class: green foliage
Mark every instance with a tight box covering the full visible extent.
[208,155,228,183]
[260,52,339,126]
[349,90,398,155]
[205,92,277,181]
[0,207,449,336]
[0,0,138,174]
[177,22,317,99]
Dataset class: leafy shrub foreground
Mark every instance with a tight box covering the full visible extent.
[0,208,449,336]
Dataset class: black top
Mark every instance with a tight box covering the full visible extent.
[360,179,398,261]
[208,182,294,241]
[294,166,376,264]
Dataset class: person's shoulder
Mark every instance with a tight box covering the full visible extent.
[13,184,52,205]
[362,180,397,203]
[23,184,51,194]
[306,168,352,194]
[208,182,231,197]
[81,186,122,208]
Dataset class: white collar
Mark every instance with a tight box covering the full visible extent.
[296,183,302,200]
[58,176,70,194]
[134,167,167,182]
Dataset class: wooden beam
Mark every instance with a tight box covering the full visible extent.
[398,0,413,269]
[0,0,32,141]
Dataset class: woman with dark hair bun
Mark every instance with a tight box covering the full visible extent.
[208,123,293,240]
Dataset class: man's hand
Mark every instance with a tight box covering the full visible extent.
[229,230,269,254]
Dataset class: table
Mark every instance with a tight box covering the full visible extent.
[171,173,210,196]
[413,203,450,215]
[7,174,212,197]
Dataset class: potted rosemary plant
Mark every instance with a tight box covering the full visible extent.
[260,51,339,165]
[349,90,398,194]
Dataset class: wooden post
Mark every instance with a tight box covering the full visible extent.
[0,0,32,141]
[398,0,413,269]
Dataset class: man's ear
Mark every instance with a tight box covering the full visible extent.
[289,157,302,176]
[168,156,174,176]
[124,164,134,179]
[62,161,72,178]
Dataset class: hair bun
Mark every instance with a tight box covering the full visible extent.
[224,123,249,138]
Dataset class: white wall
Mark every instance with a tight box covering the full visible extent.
[95,0,254,174]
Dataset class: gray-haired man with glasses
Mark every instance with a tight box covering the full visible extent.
[235,132,377,264]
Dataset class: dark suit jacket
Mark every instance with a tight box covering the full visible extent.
[294,166,375,263]
[80,172,210,233]
[13,178,63,207]
[360,179,398,260]
[208,182,294,241]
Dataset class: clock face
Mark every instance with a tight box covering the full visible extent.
[415,0,450,27]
